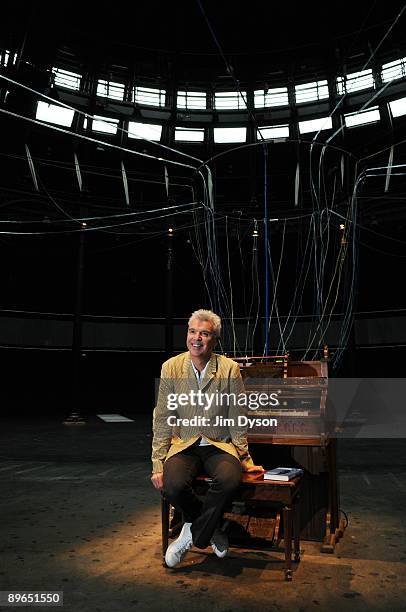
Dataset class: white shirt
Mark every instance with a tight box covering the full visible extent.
[191,360,211,446]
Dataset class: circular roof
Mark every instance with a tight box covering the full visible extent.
[2,0,406,82]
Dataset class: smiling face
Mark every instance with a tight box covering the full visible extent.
[186,318,217,365]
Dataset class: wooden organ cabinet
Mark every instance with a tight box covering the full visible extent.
[233,352,346,552]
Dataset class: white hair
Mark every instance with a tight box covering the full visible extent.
[188,309,221,337]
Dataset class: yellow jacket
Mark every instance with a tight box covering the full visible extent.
[151,351,255,473]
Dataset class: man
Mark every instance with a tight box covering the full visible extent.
[151,308,264,567]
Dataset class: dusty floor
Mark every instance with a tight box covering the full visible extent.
[0,416,405,612]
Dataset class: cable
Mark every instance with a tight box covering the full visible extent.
[0,201,200,225]
[339,509,349,529]
[195,0,265,143]
[0,73,204,165]
[0,206,204,235]
[225,216,237,354]
[0,106,198,172]
[311,3,406,144]
[199,138,358,173]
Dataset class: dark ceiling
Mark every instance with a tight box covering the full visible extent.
[2,1,406,81]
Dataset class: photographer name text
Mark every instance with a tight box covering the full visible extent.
[166,415,278,428]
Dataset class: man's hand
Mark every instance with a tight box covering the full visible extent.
[151,471,164,490]
[242,464,265,473]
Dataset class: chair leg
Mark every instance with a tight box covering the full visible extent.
[169,507,182,537]
[161,494,170,565]
[293,496,301,562]
[283,504,293,581]
[274,511,282,546]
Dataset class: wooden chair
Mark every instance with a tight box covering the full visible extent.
[161,472,302,581]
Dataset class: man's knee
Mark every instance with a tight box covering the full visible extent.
[213,469,241,494]
[163,476,189,500]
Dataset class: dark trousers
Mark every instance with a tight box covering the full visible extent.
[163,443,242,549]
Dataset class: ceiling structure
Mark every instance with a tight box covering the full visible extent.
[0,2,406,359]
[1,2,405,225]
[3,1,406,75]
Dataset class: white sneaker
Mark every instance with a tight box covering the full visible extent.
[165,522,193,567]
[210,528,228,558]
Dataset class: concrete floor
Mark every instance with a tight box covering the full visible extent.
[1,416,406,612]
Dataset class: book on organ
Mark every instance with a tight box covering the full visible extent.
[263,467,303,481]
